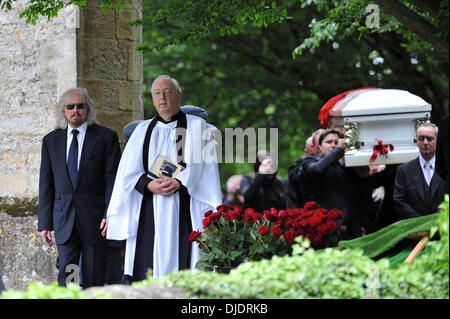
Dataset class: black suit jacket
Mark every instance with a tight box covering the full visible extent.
[38,124,121,245]
[394,157,446,220]
[436,114,449,193]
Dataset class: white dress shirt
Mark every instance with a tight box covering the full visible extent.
[66,122,88,169]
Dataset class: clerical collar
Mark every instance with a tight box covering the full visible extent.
[157,111,182,124]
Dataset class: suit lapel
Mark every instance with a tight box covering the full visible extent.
[429,171,441,201]
[413,158,427,203]
[56,128,73,189]
[78,125,97,186]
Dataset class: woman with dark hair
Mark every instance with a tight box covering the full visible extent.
[300,129,364,239]
[240,150,295,212]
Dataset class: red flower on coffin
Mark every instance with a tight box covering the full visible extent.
[370,139,394,162]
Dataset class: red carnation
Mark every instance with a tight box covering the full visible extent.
[202,216,211,229]
[228,210,241,220]
[243,212,253,222]
[308,215,322,227]
[317,224,328,235]
[325,220,338,232]
[258,225,269,235]
[328,208,343,220]
[210,211,221,221]
[284,229,296,243]
[252,212,263,223]
[272,226,283,239]
[288,208,301,217]
[204,210,213,217]
[217,204,230,213]
[189,230,202,242]
[264,210,278,223]
[304,201,319,210]
[283,216,294,227]
[233,206,243,215]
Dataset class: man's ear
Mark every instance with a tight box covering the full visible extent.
[414,137,418,144]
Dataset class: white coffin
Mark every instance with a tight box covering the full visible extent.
[327,88,431,167]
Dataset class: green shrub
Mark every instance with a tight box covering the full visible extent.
[1,282,88,299]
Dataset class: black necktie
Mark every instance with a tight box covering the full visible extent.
[68,129,79,187]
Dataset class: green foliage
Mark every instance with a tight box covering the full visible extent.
[0,0,131,25]
[294,0,448,61]
[1,282,88,299]
[132,0,288,52]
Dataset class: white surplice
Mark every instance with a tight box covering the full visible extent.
[106,114,222,278]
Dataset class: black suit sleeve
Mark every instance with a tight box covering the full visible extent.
[103,131,122,218]
[393,165,421,219]
[38,136,54,231]
[303,147,345,178]
[436,114,448,186]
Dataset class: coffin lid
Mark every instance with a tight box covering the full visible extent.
[328,88,431,117]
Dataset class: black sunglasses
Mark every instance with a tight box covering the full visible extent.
[64,103,86,110]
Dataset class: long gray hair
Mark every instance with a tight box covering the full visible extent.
[55,88,98,129]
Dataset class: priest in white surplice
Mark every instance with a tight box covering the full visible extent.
[106,75,222,281]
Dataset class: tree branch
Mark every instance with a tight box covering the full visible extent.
[373,0,448,66]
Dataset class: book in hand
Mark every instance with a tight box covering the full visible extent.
[149,154,184,179]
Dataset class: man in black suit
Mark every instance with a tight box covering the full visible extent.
[38,88,121,288]
[394,123,447,220]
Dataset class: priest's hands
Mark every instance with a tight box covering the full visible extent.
[147,174,180,196]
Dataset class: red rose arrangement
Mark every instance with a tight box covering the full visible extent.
[190,201,343,270]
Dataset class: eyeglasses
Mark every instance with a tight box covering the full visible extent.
[64,103,86,110]
[152,89,176,97]
[417,135,435,142]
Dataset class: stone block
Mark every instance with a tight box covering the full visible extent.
[83,39,128,80]
[96,110,143,145]
[0,211,58,290]
[116,9,141,41]
[77,79,104,109]
[80,7,115,39]
[127,42,143,82]
[83,283,187,299]
[118,80,142,112]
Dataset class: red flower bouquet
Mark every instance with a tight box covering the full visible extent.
[190,202,343,270]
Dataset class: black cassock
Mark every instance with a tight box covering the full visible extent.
[128,111,193,283]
